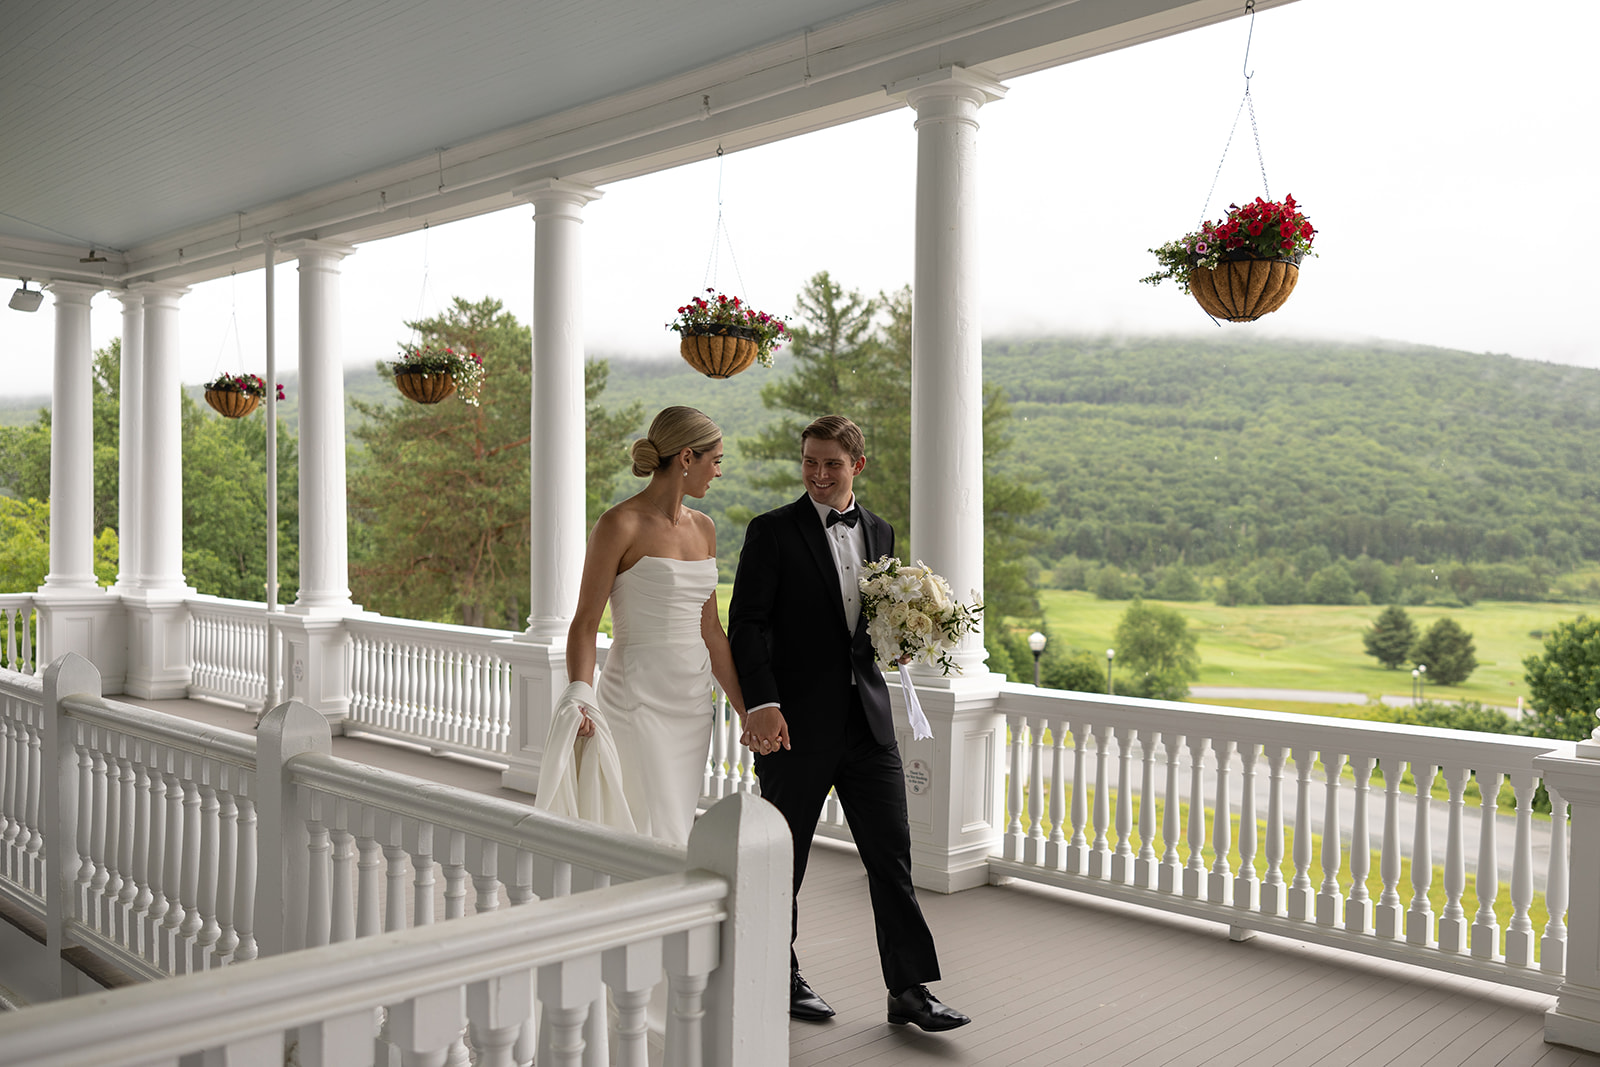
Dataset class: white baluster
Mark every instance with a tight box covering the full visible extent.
[1024,714,1048,866]
[177,774,205,970]
[1543,785,1570,974]
[1045,716,1069,871]
[1288,746,1315,921]
[142,766,169,963]
[160,768,187,970]
[1316,750,1347,926]
[1134,728,1159,890]
[296,1010,374,1067]
[88,740,112,931]
[193,780,221,968]
[1471,769,1505,960]
[443,830,469,920]
[1234,742,1261,912]
[1003,713,1026,861]
[114,751,139,945]
[1159,733,1183,894]
[1209,739,1236,905]
[304,791,331,948]
[1439,765,1471,953]
[383,815,409,932]
[1406,762,1438,946]
[126,753,153,954]
[0,715,16,876]
[411,821,436,927]
[470,838,500,914]
[215,786,239,961]
[1375,755,1406,939]
[538,957,601,1067]
[1111,726,1136,885]
[234,795,258,962]
[329,799,355,943]
[507,849,534,907]
[1068,721,1090,876]
[1345,755,1374,934]
[389,987,468,1067]
[664,926,717,1067]
[604,941,661,1067]
[1505,772,1539,967]
[356,805,382,937]
[467,971,533,1067]
[1089,724,1113,879]
[101,745,125,940]
[75,739,95,919]
[1183,735,1208,899]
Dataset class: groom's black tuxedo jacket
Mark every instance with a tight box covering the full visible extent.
[729,494,897,748]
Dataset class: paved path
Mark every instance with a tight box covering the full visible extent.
[1190,685,1522,716]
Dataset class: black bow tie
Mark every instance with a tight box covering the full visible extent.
[826,508,859,529]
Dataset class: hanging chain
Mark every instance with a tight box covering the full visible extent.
[1198,0,1272,224]
[701,146,751,298]
[410,222,431,346]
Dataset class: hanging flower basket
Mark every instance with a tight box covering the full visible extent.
[394,369,457,404]
[1142,195,1316,322]
[665,289,789,379]
[679,324,761,379]
[201,373,280,419]
[1187,254,1302,322]
[388,343,484,406]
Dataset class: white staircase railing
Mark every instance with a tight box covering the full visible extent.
[0,656,791,1066]
[187,594,274,710]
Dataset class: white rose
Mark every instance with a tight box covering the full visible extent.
[921,574,951,610]
[906,610,934,637]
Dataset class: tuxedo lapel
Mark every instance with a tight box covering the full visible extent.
[789,495,849,631]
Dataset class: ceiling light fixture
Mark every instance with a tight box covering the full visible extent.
[9,279,43,312]
[80,248,107,263]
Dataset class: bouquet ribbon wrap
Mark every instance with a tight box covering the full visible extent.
[899,669,934,741]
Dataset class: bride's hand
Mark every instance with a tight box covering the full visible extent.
[743,706,790,755]
[577,707,596,738]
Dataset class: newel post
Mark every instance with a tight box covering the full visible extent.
[41,652,102,998]
[1535,733,1600,1053]
[687,793,791,1067]
[255,700,331,957]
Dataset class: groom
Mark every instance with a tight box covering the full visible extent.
[729,414,969,1032]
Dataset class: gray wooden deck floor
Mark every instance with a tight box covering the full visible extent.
[128,695,1600,1067]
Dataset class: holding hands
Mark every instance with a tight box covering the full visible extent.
[742,705,790,755]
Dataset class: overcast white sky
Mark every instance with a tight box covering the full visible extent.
[3,0,1596,400]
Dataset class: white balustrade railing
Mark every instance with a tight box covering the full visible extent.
[2,654,790,1065]
[187,594,274,710]
[346,615,516,761]
[992,684,1575,992]
[0,671,46,913]
[0,593,38,675]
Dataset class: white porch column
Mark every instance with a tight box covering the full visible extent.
[34,281,127,692]
[122,283,194,698]
[500,179,602,794]
[889,67,1008,892]
[40,281,101,593]
[276,240,360,728]
[113,289,145,590]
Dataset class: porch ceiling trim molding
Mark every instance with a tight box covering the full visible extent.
[0,0,1294,289]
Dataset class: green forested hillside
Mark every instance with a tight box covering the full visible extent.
[982,336,1600,572]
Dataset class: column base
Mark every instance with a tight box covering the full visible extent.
[1549,989,1600,1055]
[894,670,1005,895]
[122,588,195,699]
[32,588,128,694]
[276,604,365,729]
[496,633,571,796]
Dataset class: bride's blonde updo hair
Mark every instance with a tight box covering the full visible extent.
[629,406,722,477]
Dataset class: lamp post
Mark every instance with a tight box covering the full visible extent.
[1418,663,1427,704]
[1027,631,1047,688]
[1411,668,1420,705]
[1106,648,1115,696]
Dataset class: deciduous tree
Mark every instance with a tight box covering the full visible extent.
[1113,598,1200,700]
[1523,615,1600,740]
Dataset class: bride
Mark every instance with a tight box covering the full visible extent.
[563,405,748,845]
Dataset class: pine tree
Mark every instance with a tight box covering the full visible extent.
[1412,617,1477,686]
[1362,605,1418,669]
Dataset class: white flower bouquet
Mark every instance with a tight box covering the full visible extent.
[859,557,983,740]
[860,556,983,673]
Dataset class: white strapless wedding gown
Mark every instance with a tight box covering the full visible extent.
[596,555,718,846]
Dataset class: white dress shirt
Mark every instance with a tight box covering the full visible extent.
[812,495,866,634]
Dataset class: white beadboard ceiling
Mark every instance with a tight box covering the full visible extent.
[0,0,1292,287]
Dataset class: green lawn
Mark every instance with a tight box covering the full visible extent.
[1037,590,1595,707]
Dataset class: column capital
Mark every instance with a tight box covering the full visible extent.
[43,280,103,305]
[128,281,192,307]
[512,178,604,212]
[277,239,358,264]
[890,66,1007,109]
[113,288,145,310]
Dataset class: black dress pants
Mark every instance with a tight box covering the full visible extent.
[753,687,940,993]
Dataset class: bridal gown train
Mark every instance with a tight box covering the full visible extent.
[596,554,719,846]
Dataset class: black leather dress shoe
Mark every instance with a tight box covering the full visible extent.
[887,985,971,1031]
[790,972,835,1020]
